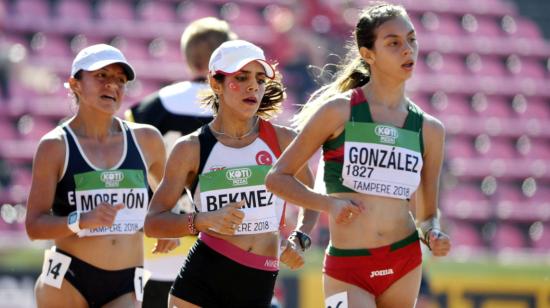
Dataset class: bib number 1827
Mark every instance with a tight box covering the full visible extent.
[345,165,374,178]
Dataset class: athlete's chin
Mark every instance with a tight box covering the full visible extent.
[395,72,413,82]
[240,106,260,117]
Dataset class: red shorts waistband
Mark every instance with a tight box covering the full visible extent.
[199,233,279,272]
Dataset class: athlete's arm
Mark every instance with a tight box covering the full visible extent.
[144,135,244,238]
[272,125,319,234]
[25,132,76,240]
[416,113,451,256]
[130,123,166,190]
[266,98,362,223]
[415,114,444,222]
[145,135,199,238]
[273,125,319,269]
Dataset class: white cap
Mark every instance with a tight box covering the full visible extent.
[208,40,274,79]
[70,44,135,81]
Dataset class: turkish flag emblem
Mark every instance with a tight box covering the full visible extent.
[255,151,273,165]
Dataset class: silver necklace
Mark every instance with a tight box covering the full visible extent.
[209,116,260,140]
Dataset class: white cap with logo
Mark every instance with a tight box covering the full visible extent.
[208,40,274,79]
[70,44,136,81]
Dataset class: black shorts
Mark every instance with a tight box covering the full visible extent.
[57,249,137,308]
[170,239,278,308]
[143,279,172,308]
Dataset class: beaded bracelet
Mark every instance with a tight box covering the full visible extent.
[187,213,198,235]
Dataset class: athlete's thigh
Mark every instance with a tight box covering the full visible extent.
[168,294,201,308]
[323,274,376,308]
[35,275,87,308]
[376,264,422,308]
[103,292,139,308]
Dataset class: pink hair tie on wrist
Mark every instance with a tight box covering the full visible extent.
[188,213,198,235]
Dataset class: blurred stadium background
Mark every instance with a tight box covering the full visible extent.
[0,0,549,307]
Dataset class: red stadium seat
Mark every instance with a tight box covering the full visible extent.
[176,2,218,22]
[463,15,503,37]
[476,136,518,159]
[0,117,17,140]
[495,182,540,221]
[222,4,264,27]
[446,136,476,159]
[431,92,472,117]
[110,37,150,60]
[17,115,56,141]
[448,220,484,250]
[471,94,513,119]
[417,12,463,36]
[136,1,176,23]
[510,18,542,39]
[506,56,547,79]
[517,137,550,160]
[515,98,550,120]
[466,54,508,77]
[55,0,93,21]
[13,0,50,17]
[29,33,71,57]
[97,0,135,21]
[492,223,527,251]
[441,184,492,220]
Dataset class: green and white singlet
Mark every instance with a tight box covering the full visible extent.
[323,88,425,200]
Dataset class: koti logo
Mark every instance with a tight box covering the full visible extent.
[375,125,398,144]
[225,168,252,186]
[100,171,124,187]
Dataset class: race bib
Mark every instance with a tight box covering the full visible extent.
[199,165,280,235]
[41,248,71,289]
[134,267,151,302]
[325,292,348,308]
[342,123,423,199]
[73,169,148,236]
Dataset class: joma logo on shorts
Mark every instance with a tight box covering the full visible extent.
[225,168,252,186]
[370,268,394,278]
[100,171,124,187]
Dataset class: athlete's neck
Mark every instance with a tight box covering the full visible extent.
[362,78,407,109]
[209,115,259,140]
[70,115,119,142]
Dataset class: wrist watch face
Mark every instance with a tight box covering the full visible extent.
[68,212,78,224]
[293,231,311,250]
[298,233,311,250]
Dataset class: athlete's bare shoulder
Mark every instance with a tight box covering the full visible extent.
[36,126,66,155]
[271,123,297,150]
[171,128,201,156]
[124,120,162,140]
[271,123,296,139]
[422,112,445,136]
[324,91,352,109]
[317,91,352,122]
[304,91,353,142]
[33,126,67,176]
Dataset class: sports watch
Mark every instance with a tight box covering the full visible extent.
[288,230,312,252]
[67,211,82,233]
